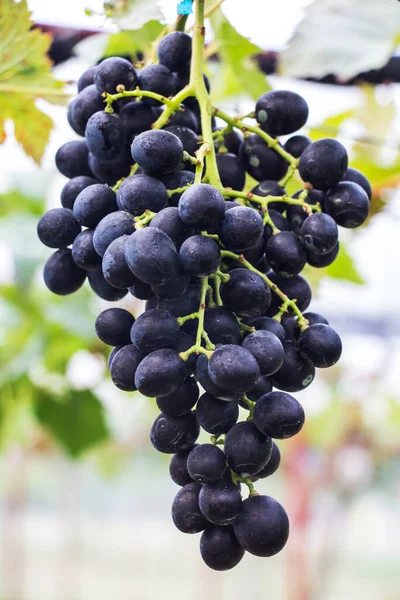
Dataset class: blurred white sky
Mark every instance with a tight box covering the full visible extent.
[28,0,311,49]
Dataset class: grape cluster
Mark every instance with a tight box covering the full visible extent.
[37,29,371,571]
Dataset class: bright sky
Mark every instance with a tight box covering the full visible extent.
[28,0,311,49]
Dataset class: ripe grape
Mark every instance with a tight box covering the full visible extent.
[102,235,138,288]
[172,482,209,534]
[138,64,177,106]
[116,174,168,216]
[85,111,125,161]
[94,57,137,94]
[196,392,239,435]
[130,308,179,353]
[179,235,221,276]
[325,181,369,228]
[233,495,289,557]
[55,141,92,178]
[150,411,199,453]
[178,183,225,231]
[219,206,264,251]
[298,323,342,367]
[187,444,226,483]
[135,349,186,397]
[200,526,245,571]
[299,138,348,190]
[221,268,272,317]
[224,421,272,476]
[73,184,118,228]
[95,307,135,346]
[71,229,102,271]
[60,176,97,210]
[125,227,181,286]
[131,130,183,176]
[253,391,305,438]
[156,377,199,417]
[157,32,192,73]
[169,446,197,486]
[198,479,242,525]
[242,330,284,376]
[37,208,81,249]
[43,248,86,295]
[255,90,309,136]
[110,344,143,391]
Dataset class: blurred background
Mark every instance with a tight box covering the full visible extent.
[1,0,400,598]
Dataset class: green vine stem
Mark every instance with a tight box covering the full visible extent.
[104,88,175,112]
[223,189,320,214]
[220,250,309,329]
[134,210,157,229]
[213,108,297,167]
[179,276,215,360]
[189,0,222,190]
[209,273,223,306]
[280,159,300,187]
[231,471,259,497]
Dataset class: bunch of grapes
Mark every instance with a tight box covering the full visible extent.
[37,26,371,571]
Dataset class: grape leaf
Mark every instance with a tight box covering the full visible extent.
[104,21,164,59]
[324,243,365,285]
[209,11,269,101]
[34,389,109,458]
[104,0,165,30]
[280,0,400,80]
[0,0,66,163]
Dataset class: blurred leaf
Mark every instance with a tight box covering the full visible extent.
[0,189,44,218]
[104,0,165,30]
[308,110,355,141]
[324,243,365,285]
[0,0,67,163]
[209,11,269,101]
[0,97,53,165]
[104,21,164,59]
[356,86,396,140]
[280,0,400,79]
[34,389,109,457]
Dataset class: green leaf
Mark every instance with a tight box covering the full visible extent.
[280,0,400,79]
[308,109,356,141]
[0,0,67,163]
[324,242,365,285]
[209,12,269,101]
[104,0,165,30]
[104,21,164,60]
[356,86,396,141]
[34,389,109,457]
[0,189,44,218]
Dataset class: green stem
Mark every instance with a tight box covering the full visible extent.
[104,89,175,112]
[134,210,156,229]
[231,471,259,497]
[175,13,189,31]
[220,250,309,328]
[280,159,300,186]
[152,86,195,129]
[179,276,215,360]
[210,273,223,306]
[189,0,222,190]
[167,183,192,197]
[213,108,297,167]
[223,189,319,212]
